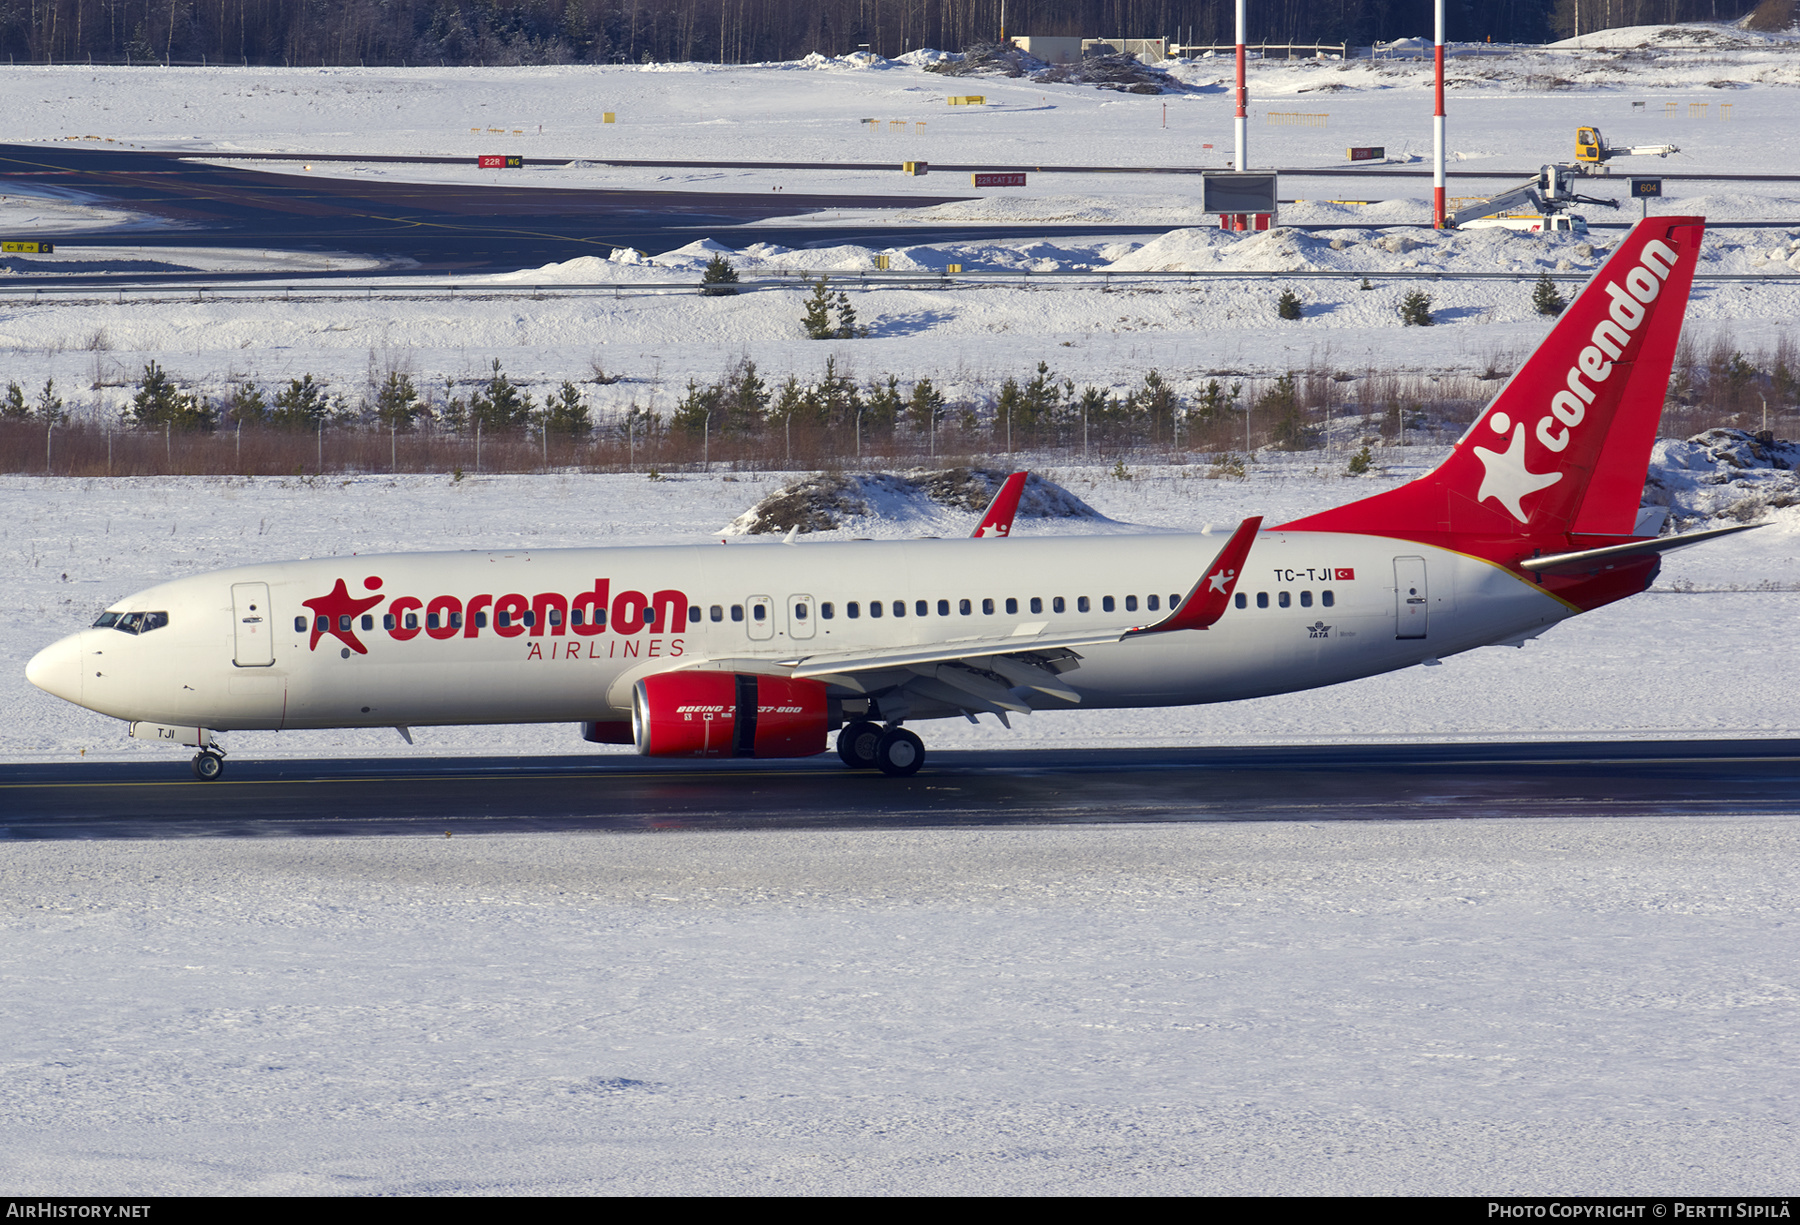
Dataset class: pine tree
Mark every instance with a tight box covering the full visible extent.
[543,381,591,439]
[1277,288,1303,320]
[1532,272,1567,317]
[374,371,420,430]
[865,375,902,437]
[470,359,534,432]
[1260,373,1313,450]
[126,362,214,431]
[670,378,721,438]
[1400,290,1435,327]
[270,374,332,430]
[1,381,28,419]
[225,383,268,426]
[906,377,945,433]
[724,359,769,436]
[32,379,67,425]
[802,276,835,339]
[700,254,741,296]
[812,355,862,428]
[1134,369,1179,441]
[834,290,859,339]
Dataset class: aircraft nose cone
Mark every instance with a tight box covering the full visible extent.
[25,633,83,704]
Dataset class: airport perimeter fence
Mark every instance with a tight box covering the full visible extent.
[6,376,1792,480]
[3,322,1792,478]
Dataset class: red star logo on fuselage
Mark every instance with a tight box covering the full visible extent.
[302,579,384,654]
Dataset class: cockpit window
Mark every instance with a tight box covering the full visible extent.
[107,611,169,635]
[93,611,121,629]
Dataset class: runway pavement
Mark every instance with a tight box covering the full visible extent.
[4,738,1796,840]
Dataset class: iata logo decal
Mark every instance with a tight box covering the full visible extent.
[1470,236,1677,524]
[1307,621,1332,639]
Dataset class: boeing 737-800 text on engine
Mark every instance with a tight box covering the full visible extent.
[27,217,1755,778]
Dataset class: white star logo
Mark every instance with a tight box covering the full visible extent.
[1207,567,1235,593]
[1473,422,1563,523]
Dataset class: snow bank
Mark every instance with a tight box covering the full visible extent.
[1108,224,1610,275]
[722,467,1104,535]
[1647,428,1800,531]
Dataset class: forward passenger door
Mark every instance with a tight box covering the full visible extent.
[231,582,275,667]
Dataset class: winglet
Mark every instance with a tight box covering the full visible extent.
[971,471,1029,538]
[1127,516,1262,636]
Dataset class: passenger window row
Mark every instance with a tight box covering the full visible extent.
[699,594,1185,623]
[285,589,1215,640]
[1235,590,1335,610]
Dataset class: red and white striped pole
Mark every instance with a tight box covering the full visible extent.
[1233,0,1247,174]
[1230,0,1248,231]
[1433,0,1447,228]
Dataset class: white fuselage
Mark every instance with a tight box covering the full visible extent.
[30,529,1573,736]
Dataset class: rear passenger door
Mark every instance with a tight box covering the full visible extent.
[1394,558,1428,640]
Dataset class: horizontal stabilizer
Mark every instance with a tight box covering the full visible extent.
[1519,522,1763,575]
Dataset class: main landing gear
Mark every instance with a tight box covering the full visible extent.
[191,747,226,781]
[836,721,925,777]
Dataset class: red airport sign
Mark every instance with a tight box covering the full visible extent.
[1347,146,1385,162]
[478,154,523,169]
[972,172,1027,188]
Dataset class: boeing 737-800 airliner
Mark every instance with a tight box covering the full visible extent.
[27,216,1753,778]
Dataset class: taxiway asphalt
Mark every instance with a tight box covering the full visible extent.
[10,143,1794,277]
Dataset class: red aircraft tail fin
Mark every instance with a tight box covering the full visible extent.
[972,471,1029,538]
[1281,216,1705,551]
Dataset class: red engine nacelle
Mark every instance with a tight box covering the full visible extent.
[632,672,829,759]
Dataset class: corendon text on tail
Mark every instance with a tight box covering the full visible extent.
[26,217,1760,780]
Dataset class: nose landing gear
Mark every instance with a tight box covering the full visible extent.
[191,748,226,781]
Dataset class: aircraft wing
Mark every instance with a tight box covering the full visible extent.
[781,627,1129,682]
[762,518,1262,718]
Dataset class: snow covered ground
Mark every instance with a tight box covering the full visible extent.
[4,818,1797,1195]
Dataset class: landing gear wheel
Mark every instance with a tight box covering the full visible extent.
[837,720,884,769]
[874,727,925,777]
[192,751,225,782]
